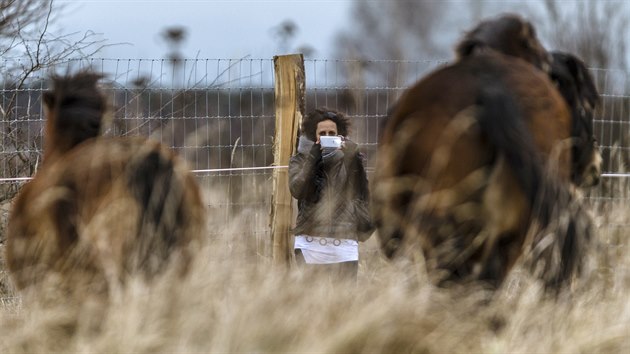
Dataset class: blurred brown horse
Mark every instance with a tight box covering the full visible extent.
[373,15,599,290]
[6,72,206,298]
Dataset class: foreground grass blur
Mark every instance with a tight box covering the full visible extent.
[0,185,628,353]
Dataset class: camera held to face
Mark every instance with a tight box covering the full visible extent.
[320,135,343,148]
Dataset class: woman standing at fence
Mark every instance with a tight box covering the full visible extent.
[289,108,374,280]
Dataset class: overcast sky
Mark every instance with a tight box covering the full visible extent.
[57,0,352,60]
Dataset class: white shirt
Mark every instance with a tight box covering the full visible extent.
[294,235,359,264]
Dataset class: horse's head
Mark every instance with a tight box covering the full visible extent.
[43,71,106,164]
[456,14,551,73]
[550,51,602,188]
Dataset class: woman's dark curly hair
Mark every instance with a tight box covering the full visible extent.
[301,107,350,141]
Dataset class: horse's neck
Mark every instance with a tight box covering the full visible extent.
[42,134,70,166]
[42,110,103,166]
[42,122,80,166]
[42,107,67,166]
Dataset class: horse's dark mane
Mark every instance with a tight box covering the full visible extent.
[550,51,599,112]
[456,14,523,57]
[550,51,601,186]
[455,13,550,73]
[43,71,106,163]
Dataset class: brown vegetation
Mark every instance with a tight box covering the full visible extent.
[0,183,628,352]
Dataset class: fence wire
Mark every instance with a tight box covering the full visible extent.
[1,58,629,221]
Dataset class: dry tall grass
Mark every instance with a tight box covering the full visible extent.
[1,184,629,354]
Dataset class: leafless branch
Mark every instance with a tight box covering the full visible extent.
[0,0,109,201]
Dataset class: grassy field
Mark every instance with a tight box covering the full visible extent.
[0,186,629,354]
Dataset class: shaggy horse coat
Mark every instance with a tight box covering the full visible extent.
[373,16,598,290]
[6,73,206,297]
[549,51,601,188]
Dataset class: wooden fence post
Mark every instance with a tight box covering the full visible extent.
[270,54,305,267]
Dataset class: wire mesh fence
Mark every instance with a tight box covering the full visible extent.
[1,58,629,236]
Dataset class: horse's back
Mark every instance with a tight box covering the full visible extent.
[382,52,571,181]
